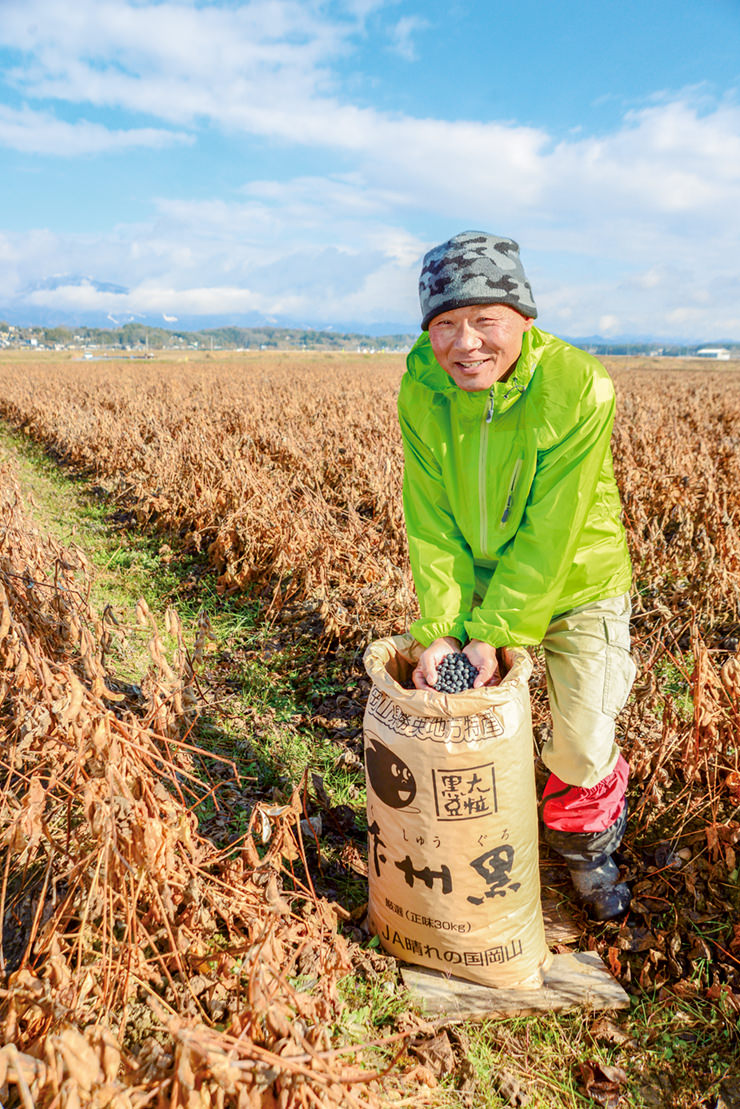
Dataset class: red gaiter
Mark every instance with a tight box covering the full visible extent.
[542,755,629,833]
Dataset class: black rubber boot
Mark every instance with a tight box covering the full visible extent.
[543,803,630,921]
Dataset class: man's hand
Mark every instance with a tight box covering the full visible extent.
[412,636,462,690]
[463,639,501,688]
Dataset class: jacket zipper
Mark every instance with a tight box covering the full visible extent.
[479,390,495,549]
[480,385,524,542]
[500,458,523,525]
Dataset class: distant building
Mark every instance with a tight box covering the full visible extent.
[696,347,731,360]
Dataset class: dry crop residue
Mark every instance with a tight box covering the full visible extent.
[1,354,738,649]
[1,353,740,1045]
[0,353,411,645]
[0,462,429,1108]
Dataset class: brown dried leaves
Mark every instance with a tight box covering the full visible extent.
[0,467,388,1109]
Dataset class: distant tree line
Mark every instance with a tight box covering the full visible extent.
[22,323,416,351]
[1,320,739,357]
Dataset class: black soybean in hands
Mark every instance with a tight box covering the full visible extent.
[434,653,479,693]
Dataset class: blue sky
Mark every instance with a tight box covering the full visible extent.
[1,0,739,338]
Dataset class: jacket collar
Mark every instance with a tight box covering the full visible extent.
[406,326,544,415]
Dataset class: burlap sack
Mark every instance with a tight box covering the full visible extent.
[363,634,551,989]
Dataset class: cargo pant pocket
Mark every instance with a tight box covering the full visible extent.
[602,615,637,718]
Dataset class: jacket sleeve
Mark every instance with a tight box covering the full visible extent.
[399,397,477,647]
[465,371,617,647]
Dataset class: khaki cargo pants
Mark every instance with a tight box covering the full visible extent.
[538,593,636,790]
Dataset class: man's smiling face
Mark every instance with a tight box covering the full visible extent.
[428,303,533,391]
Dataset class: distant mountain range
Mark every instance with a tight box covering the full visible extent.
[1,300,418,338]
[23,274,131,297]
[3,274,415,337]
[2,273,738,348]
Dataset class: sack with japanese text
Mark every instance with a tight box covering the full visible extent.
[363,634,551,989]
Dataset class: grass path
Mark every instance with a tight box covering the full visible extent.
[0,421,364,807]
[1,421,737,1109]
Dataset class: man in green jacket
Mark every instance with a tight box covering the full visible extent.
[399,231,636,920]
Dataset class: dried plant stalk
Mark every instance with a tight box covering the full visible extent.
[0,465,419,1108]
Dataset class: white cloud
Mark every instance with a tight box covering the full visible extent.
[5,0,735,235]
[634,268,664,290]
[0,104,191,155]
[545,97,740,222]
[25,280,306,318]
[530,264,740,341]
[15,264,420,326]
[0,0,349,128]
[387,15,428,60]
[598,315,621,336]
[0,181,425,324]
[0,1,739,336]
[3,157,736,338]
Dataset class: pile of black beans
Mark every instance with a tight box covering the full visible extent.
[434,652,479,693]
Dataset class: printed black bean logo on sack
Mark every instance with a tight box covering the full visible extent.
[365,734,417,809]
[432,763,497,820]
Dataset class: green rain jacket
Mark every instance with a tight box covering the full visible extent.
[398,325,632,648]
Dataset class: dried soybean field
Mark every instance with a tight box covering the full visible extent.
[2,352,739,630]
[2,352,414,644]
[1,349,740,1107]
[2,352,740,651]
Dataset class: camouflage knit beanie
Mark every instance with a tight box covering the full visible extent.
[419,231,537,330]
